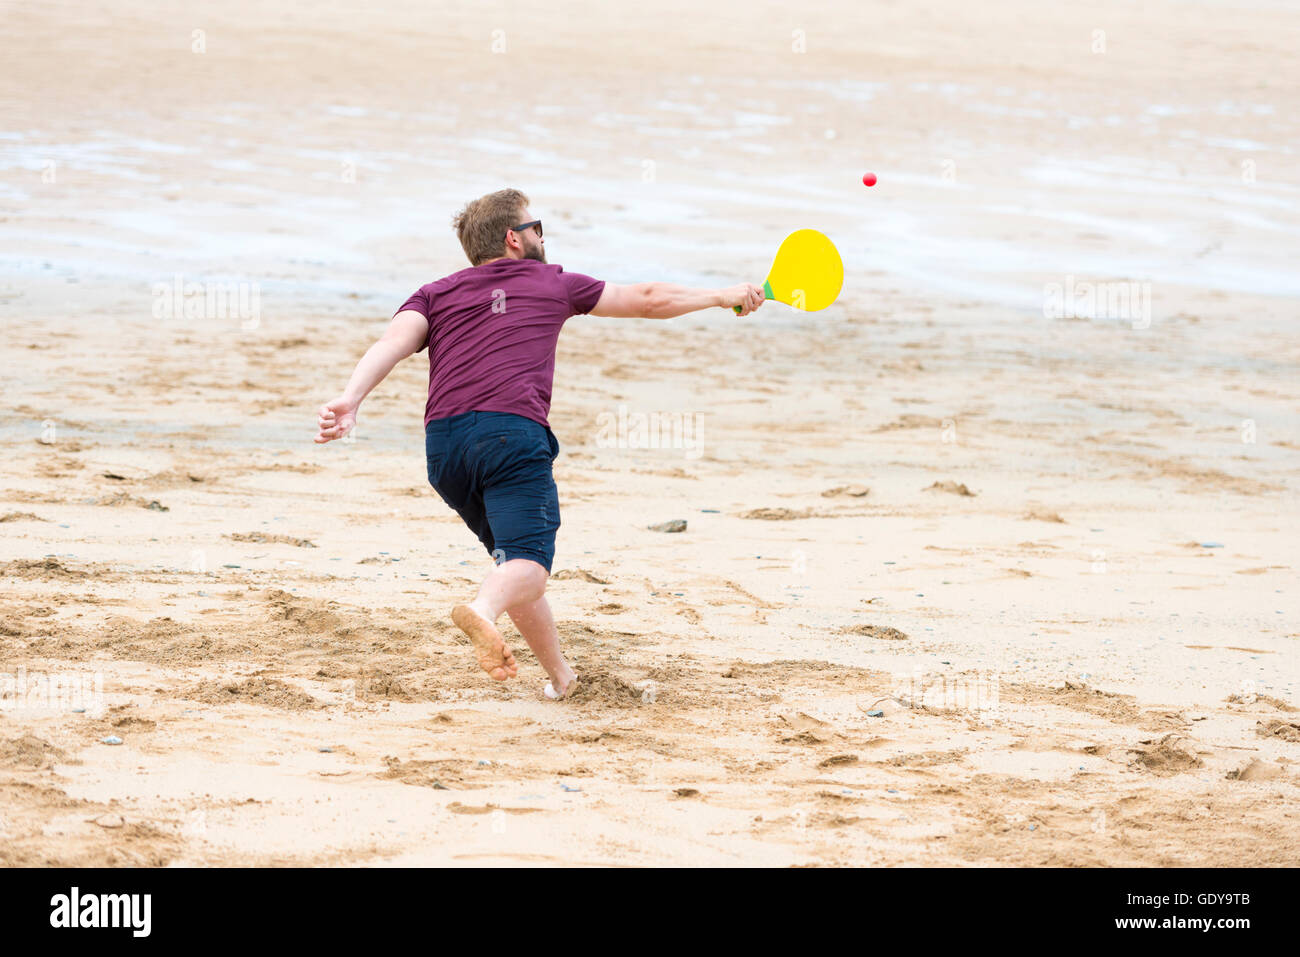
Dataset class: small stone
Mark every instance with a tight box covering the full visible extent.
[93,813,124,829]
[866,710,885,718]
[648,519,687,533]
[101,736,123,746]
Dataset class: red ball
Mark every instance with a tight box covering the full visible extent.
[862,172,877,187]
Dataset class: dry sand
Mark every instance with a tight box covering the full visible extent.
[1,0,1298,865]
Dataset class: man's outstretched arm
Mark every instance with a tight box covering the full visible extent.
[590,282,764,319]
[314,309,429,443]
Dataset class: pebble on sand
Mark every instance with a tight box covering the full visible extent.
[648,519,687,533]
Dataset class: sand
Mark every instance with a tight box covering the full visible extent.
[1,0,1298,866]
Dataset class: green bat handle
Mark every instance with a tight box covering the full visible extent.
[733,279,773,314]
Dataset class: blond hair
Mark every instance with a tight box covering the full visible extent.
[452,188,530,265]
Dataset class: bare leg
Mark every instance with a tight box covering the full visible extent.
[506,595,577,695]
[451,558,547,681]
[469,558,548,620]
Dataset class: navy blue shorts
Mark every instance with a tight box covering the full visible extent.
[425,411,561,573]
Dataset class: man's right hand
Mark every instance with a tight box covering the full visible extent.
[722,283,765,316]
[315,396,358,443]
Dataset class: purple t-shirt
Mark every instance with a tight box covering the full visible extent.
[396,259,605,428]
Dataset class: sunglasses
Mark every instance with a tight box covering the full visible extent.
[507,219,543,239]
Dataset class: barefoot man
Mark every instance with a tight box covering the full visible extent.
[314,188,765,698]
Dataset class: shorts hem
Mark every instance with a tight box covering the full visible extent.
[490,548,554,574]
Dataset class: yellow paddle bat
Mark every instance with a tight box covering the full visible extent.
[735,228,844,313]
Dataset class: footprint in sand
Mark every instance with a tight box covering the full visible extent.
[821,485,869,498]
[923,481,975,497]
[1226,759,1286,782]
[1128,734,1204,775]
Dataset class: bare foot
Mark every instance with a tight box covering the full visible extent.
[543,675,579,700]
[451,604,518,681]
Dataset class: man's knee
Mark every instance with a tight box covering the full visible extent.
[496,555,552,580]
[505,592,549,620]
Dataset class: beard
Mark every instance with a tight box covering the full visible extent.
[523,239,547,264]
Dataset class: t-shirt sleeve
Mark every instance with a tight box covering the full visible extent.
[395,285,431,319]
[559,269,606,316]
[394,285,432,352]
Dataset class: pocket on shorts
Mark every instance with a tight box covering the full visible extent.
[469,431,521,465]
[425,431,451,486]
[470,425,550,486]
[471,420,543,456]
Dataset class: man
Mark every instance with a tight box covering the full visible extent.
[314,188,765,699]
